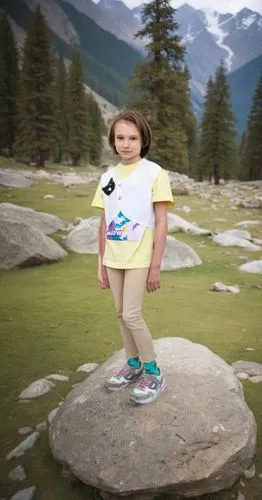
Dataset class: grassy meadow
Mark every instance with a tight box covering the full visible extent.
[0,159,262,499]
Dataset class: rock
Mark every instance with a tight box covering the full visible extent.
[161,235,202,271]
[8,465,27,481]
[209,282,240,294]
[213,233,261,251]
[232,361,262,377]
[64,216,100,254]
[18,427,33,435]
[239,260,262,274]
[0,171,33,188]
[259,473,262,479]
[19,379,55,399]
[6,432,40,459]
[249,375,262,383]
[236,372,249,380]
[235,220,261,227]
[237,197,262,209]
[46,374,69,382]
[9,486,36,500]
[167,213,211,235]
[48,408,59,425]
[49,338,256,499]
[0,219,68,270]
[221,229,252,240]
[0,203,66,234]
[243,463,256,478]
[244,348,255,351]
[76,363,100,374]
[35,421,47,432]
[43,194,55,199]
[237,493,245,500]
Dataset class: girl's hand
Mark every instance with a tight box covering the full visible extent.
[147,265,160,293]
[98,265,110,289]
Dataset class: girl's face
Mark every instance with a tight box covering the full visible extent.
[114,120,142,164]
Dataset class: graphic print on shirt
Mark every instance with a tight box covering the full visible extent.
[102,177,115,196]
[107,211,145,241]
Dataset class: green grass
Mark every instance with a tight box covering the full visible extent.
[0,164,262,499]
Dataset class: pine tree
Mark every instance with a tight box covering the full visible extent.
[15,6,56,167]
[197,62,236,184]
[67,50,89,166]
[196,77,216,181]
[241,74,262,181]
[126,0,191,172]
[53,54,68,164]
[86,92,104,166]
[0,12,19,156]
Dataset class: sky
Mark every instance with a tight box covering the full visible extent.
[122,0,262,14]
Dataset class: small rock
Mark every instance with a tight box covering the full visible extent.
[244,347,255,351]
[243,463,256,478]
[10,486,36,500]
[46,374,69,382]
[8,465,27,481]
[258,473,262,478]
[35,421,47,432]
[6,432,40,460]
[209,282,240,294]
[48,407,59,425]
[19,379,55,399]
[76,363,99,374]
[18,427,33,435]
[236,372,249,380]
[237,492,245,500]
[249,375,262,383]
[43,194,54,199]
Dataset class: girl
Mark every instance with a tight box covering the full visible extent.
[91,110,174,404]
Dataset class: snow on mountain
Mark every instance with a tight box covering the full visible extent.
[202,8,235,70]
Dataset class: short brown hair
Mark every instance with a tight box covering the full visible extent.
[108,109,152,158]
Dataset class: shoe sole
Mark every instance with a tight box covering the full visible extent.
[129,379,167,405]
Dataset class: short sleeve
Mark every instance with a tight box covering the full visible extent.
[91,183,104,209]
[152,169,174,206]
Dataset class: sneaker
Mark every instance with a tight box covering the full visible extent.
[129,371,167,404]
[105,363,143,392]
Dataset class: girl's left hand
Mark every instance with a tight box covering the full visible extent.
[147,265,160,293]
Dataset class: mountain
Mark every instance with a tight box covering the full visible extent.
[228,54,262,134]
[0,0,142,106]
[132,3,262,115]
[60,0,142,50]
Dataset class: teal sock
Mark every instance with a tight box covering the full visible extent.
[127,356,141,369]
[144,360,160,376]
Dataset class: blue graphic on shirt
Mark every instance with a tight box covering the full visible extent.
[107,211,145,241]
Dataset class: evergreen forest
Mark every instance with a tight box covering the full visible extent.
[0,1,261,181]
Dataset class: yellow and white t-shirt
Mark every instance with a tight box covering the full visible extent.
[91,160,174,269]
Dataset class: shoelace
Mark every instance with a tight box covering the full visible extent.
[136,375,151,389]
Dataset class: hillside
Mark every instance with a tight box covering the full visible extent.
[1,0,142,106]
[228,54,262,134]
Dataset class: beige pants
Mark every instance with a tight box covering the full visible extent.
[106,267,156,363]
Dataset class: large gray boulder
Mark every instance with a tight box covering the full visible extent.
[167,213,211,236]
[213,233,261,251]
[0,203,66,235]
[0,170,33,188]
[161,235,202,271]
[0,218,67,270]
[49,338,256,499]
[239,260,262,274]
[63,216,100,254]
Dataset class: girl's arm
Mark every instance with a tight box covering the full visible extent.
[98,213,110,289]
[147,202,168,293]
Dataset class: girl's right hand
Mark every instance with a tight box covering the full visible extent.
[98,264,110,289]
